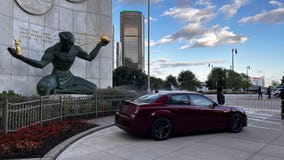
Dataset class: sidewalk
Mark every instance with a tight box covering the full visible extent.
[53,114,284,160]
[42,116,115,160]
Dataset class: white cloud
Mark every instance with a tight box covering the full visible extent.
[269,0,283,7]
[239,8,284,24]
[156,7,247,48]
[149,59,225,79]
[145,39,159,47]
[188,25,248,48]
[219,0,247,19]
[145,16,158,24]
[195,0,214,8]
[151,59,225,68]
[155,35,175,45]
[162,7,215,24]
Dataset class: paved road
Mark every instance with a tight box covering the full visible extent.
[57,112,284,160]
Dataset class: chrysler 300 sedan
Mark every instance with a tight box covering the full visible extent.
[115,91,247,140]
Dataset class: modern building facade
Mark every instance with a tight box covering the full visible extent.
[252,76,265,87]
[0,0,113,96]
[116,42,122,68]
[120,11,144,71]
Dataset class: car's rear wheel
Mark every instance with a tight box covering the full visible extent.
[150,117,172,140]
[228,113,244,133]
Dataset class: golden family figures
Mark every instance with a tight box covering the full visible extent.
[13,38,22,55]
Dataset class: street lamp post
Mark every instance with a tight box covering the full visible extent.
[147,0,151,93]
[231,48,237,90]
[246,66,250,93]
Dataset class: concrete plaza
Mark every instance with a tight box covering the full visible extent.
[55,111,284,160]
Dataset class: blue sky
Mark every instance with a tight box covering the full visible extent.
[112,0,284,86]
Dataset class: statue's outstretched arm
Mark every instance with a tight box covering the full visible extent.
[77,41,109,61]
[7,47,53,68]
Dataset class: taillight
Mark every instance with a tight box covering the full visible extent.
[119,101,139,116]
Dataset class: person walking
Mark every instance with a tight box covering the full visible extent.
[257,86,262,99]
[217,85,225,105]
[280,88,284,121]
[267,86,271,99]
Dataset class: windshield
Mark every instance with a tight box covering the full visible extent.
[134,94,161,104]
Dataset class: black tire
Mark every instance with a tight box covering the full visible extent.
[150,117,172,140]
[228,113,244,133]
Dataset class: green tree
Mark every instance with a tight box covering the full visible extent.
[233,72,244,90]
[178,70,201,91]
[150,77,165,90]
[164,75,178,90]
[239,73,252,91]
[113,66,132,86]
[206,68,226,89]
[271,80,280,87]
[113,66,147,90]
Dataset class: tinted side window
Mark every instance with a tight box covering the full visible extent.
[167,94,190,105]
[189,94,214,106]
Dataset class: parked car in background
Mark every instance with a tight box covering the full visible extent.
[115,91,247,140]
[272,88,283,97]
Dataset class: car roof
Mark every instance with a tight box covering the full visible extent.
[155,91,202,96]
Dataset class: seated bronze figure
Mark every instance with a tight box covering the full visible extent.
[7,32,110,96]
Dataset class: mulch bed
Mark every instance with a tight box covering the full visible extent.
[0,122,97,159]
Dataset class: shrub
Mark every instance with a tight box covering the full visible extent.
[0,90,27,104]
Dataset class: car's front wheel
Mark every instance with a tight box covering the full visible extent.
[150,117,172,140]
[228,113,244,133]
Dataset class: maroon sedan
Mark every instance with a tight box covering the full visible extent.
[115,91,247,140]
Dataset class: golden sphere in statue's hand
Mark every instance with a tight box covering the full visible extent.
[100,35,110,44]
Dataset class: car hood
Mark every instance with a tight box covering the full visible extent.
[219,105,246,113]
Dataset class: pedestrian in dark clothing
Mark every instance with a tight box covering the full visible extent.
[217,85,225,105]
[280,89,284,121]
[257,86,262,99]
[267,87,271,99]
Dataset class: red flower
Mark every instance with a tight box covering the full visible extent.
[0,119,88,157]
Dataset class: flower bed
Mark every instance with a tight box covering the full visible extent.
[0,119,96,159]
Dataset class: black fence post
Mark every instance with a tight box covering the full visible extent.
[60,97,63,122]
[40,97,43,126]
[3,99,9,134]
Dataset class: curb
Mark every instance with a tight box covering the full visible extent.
[42,124,114,160]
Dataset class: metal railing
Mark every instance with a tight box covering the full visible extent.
[206,94,281,115]
[1,95,135,134]
[1,94,282,133]
[0,102,3,131]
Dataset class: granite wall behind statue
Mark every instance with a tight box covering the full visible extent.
[0,0,113,95]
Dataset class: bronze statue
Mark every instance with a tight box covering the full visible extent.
[7,32,110,96]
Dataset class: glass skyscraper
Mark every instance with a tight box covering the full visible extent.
[120,11,145,71]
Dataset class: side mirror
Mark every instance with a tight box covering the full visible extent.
[209,103,218,109]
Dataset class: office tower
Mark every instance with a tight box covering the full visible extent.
[116,42,122,68]
[120,11,144,71]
